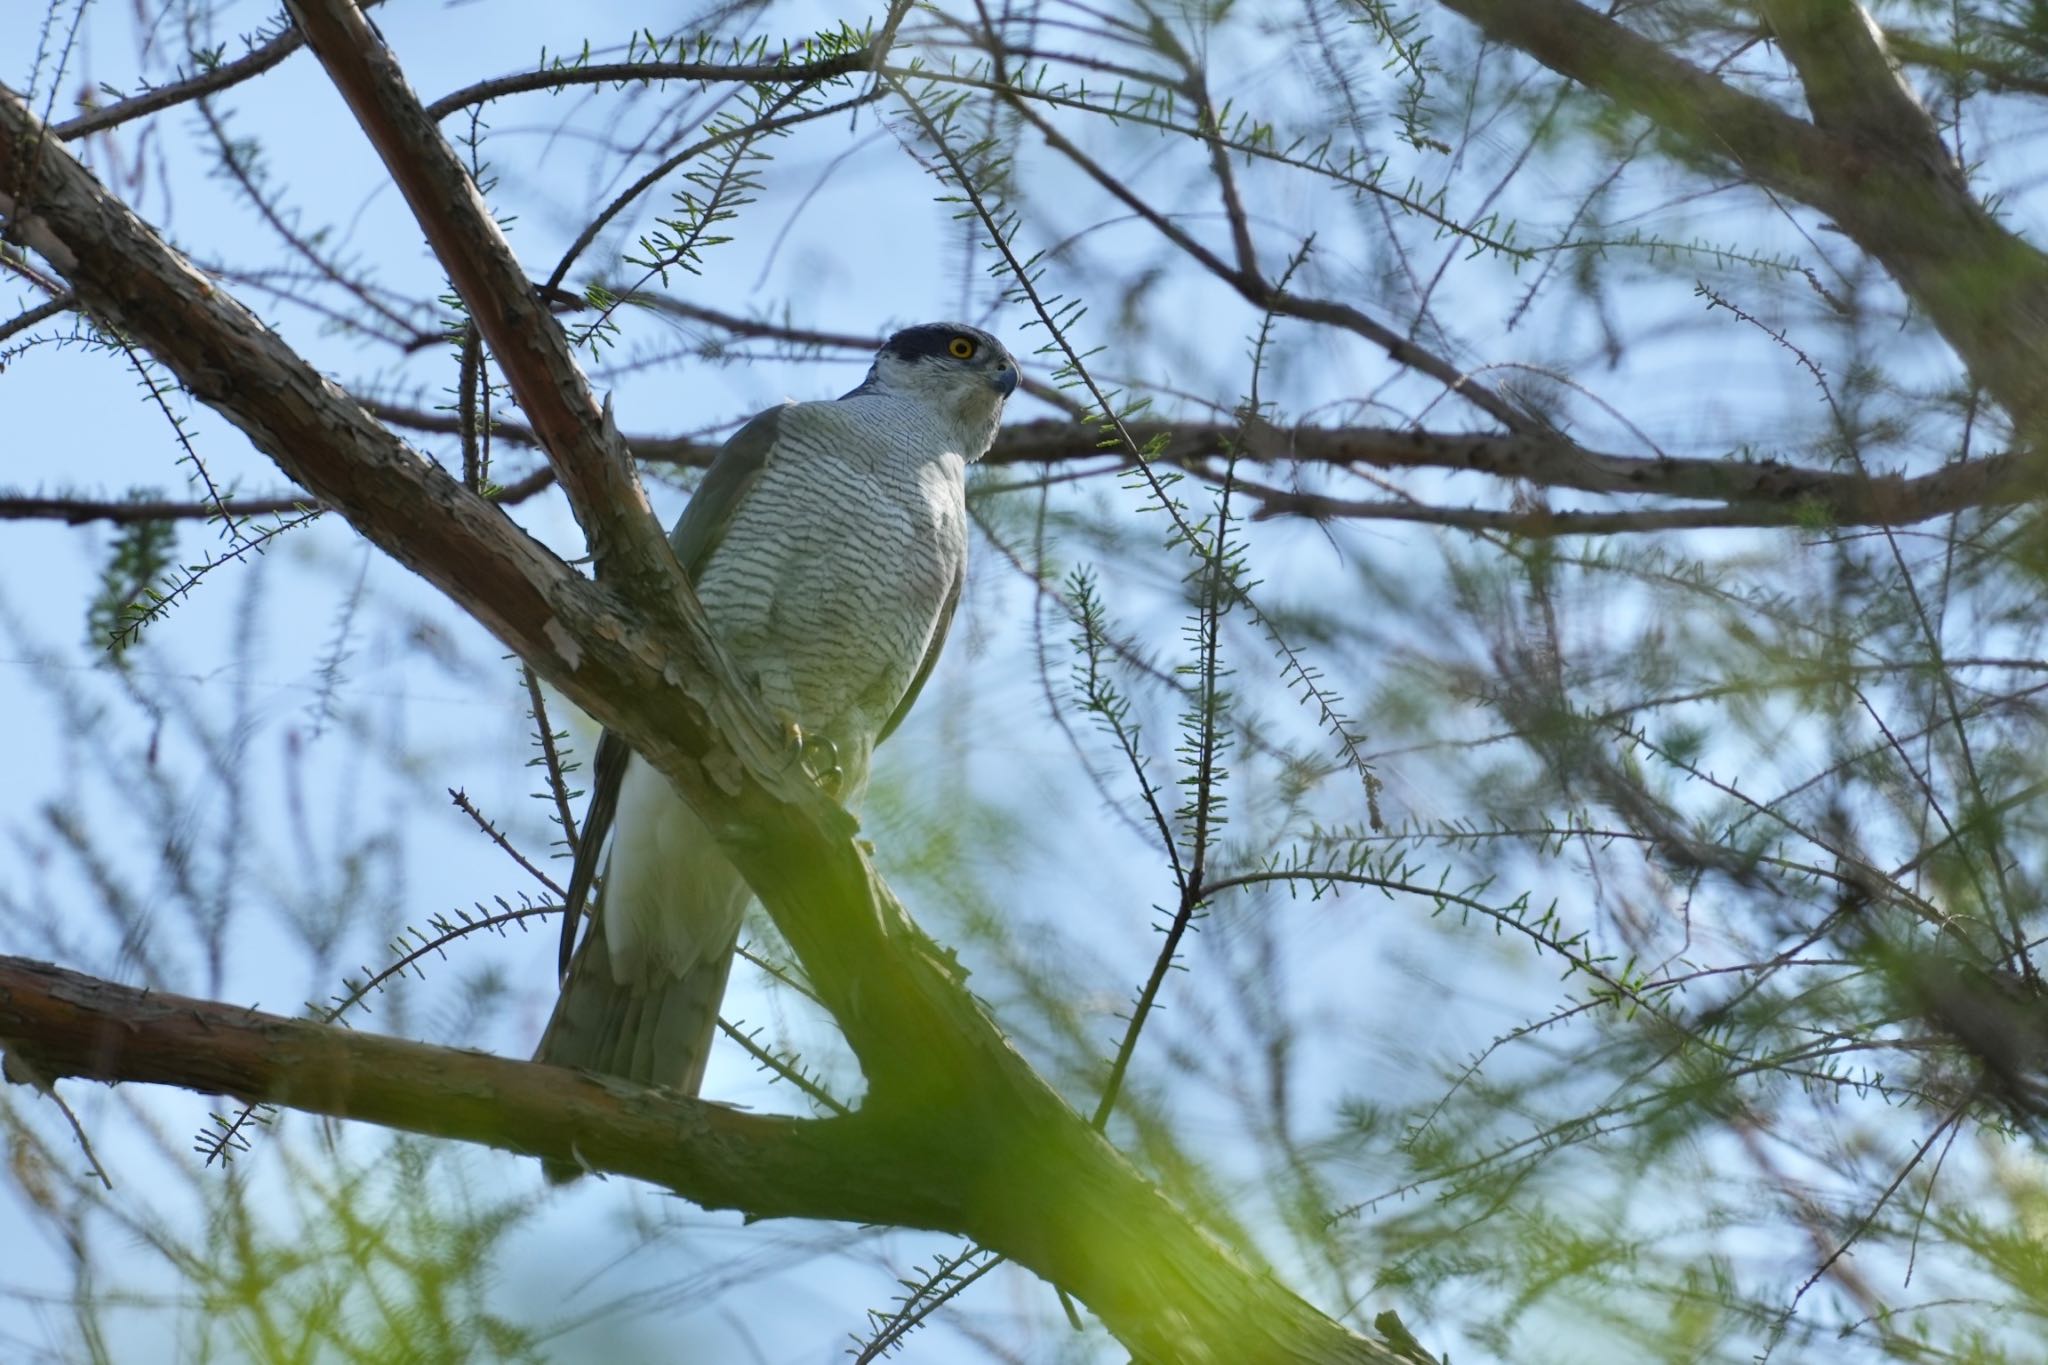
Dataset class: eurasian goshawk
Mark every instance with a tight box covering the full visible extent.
[535,322,1018,1125]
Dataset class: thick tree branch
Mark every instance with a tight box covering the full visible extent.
[0,76,1403,1365]
[1436,0,1845,189]
[0,954,947,1226]
[1763,2,1948,154]
[1434,0,2048,437]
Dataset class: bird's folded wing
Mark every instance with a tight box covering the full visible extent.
[555,402,792,977]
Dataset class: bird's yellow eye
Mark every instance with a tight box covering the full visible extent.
[948,336,977,359]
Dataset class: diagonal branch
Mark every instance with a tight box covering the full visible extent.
[1432,0,1846,193]
[53,13,325,141]
[988,80,1539,435]
[1433,0,2048,437]
[282,0,670,589]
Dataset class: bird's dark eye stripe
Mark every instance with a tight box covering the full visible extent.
[885,325,990,363]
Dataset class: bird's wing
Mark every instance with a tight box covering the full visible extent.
[554,404,790,978]
[556,726,629,977]
[876,557,963,746]
[669,404,787,576]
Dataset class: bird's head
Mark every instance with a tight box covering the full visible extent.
[855,322,1018,453]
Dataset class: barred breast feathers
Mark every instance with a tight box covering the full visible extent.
[687,391,972,740]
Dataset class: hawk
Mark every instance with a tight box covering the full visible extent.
[535,322,1018,1122]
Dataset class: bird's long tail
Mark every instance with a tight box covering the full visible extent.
[534,907,736,1182]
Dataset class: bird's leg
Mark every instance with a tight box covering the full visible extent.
[803,733,846,801]
[780,716,846,800]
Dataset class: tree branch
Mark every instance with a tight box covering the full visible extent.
[1433,0,2048,437]
[422,50,882,122]
[4,410,2027,532]
[383,397,2025,520]
[0,466,557,526]
[985,77,1541,435]
[52,14,322,141]
[1763,1,1948,154]
[0,289,74,343]
[0,954,942,1224]
[283,0,670,590]
[1887,28,2048,101]
[1231,445,2032,532]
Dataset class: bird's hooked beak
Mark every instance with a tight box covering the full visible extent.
[989,364,1019,399]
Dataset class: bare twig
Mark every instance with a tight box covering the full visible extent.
[53,11,330,140]
[449,788,564,896]
[423,50,885,122]
[0,289,73,342]
[0,466,553,524]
